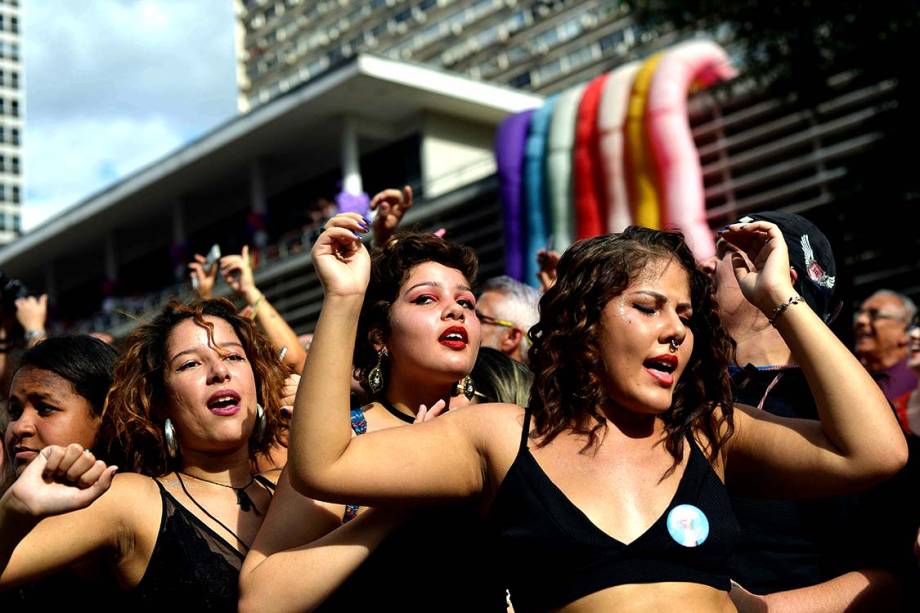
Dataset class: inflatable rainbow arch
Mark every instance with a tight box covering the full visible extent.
[495,40,737,286]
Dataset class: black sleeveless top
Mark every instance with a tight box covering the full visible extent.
[129,477,274,611]
[486,409,739,612]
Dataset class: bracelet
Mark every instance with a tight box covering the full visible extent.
[249,294,264,320]
[768,296,802,326]
[24,328,46,341]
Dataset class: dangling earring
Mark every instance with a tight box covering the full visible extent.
[164,418,178,459]
[368,348,387,394]
[456,375,475,401]
[252,403,266,442]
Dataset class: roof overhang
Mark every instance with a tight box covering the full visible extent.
[1,54,542,275]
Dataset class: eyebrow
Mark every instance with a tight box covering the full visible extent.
[404,281,473,294]
[631,290,693,311]
[169,341,245,365]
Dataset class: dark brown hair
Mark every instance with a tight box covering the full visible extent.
[353,232,479,394]
[103,298,287,476]
[528,227,735,468]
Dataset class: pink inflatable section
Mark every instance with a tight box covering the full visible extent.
[646,40,737,260]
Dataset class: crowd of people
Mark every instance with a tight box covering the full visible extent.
[0,183,917,611]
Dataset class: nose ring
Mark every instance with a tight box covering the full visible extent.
[669,339,681,353]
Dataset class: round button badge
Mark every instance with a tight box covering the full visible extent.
[666,504,710,547]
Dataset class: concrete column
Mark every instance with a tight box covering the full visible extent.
[43,263,57,303]
[172,199,186,246]
[104,234,118,282]
[249,160,268,248]
[340,117,363,195]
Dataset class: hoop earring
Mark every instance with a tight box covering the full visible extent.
[164,418,178,459]
[252,403,266,442]
[368,348,387,394]
[457,375,475,401]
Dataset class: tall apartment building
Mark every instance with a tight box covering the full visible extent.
[0,0,21,244]
[235,0,652,112]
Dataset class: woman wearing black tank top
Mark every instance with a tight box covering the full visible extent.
[288,217,906,612]
[0,299,289,610]
[240,225,506,611]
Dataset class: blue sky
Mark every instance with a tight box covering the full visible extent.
[22,0,239,231]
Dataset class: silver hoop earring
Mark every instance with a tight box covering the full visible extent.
[164,418,178,459]
[252,403,266,442]
[368,348,387,394]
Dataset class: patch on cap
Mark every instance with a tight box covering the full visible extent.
[801,234,835,289]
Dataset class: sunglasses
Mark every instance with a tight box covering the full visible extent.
[475,311,517,330]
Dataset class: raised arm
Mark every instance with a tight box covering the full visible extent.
[0,444,120,589]
[221,246,307,373]
[287,214,487,505]
[239,468,406,612]
[721,221,907,498]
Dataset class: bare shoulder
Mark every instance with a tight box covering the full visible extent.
[448,402,526,439]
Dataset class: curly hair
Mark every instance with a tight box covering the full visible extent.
[528,227,735,470]
[103,298,287,476]
[353,232,479,396]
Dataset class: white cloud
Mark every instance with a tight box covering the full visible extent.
[21,0,238,231]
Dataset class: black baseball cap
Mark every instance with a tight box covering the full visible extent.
[734,211,838,321]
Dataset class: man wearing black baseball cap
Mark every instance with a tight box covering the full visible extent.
[703,211,899,610]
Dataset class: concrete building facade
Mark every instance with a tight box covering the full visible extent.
[235,0,649,112]
[0,0,21,244]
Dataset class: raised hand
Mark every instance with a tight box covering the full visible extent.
[188,253,219,299]
[2,444,117,519]
[414,399,447,423]
[536,249,561,293]
[311,213,371,298]
[220,245,260,306]
[720,221,797,315]
[280,373,301,418]
[370,185,412,247]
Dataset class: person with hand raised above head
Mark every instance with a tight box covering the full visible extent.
[287,219,905,612]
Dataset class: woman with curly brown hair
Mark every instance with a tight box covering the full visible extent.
[0,298,287,610]
[287,218,906,611]
[239,221,507,611]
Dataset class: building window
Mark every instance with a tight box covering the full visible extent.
[11,99,18,117]
[10,71,17,89]
[0,211,6,230]
[11,156,18,174]
[12,213,19,233]
[509,71,531,89]
[0,155,5,172]
[11,16,17,34]
[0,98,6,115]
[0,184,6,202]
[12,185,19,204]
[11,128,19,145]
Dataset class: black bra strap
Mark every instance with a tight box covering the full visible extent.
[520,407,532,451]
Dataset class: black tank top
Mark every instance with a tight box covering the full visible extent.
[129,477,274,611]
[486,409,739,611]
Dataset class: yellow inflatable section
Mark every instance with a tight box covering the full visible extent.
[625,53,662,229]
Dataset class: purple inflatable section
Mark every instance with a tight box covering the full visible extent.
[494,110,533,282]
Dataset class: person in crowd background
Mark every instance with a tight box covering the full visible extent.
[189,247,307,374]
[854,289,919,425]
[471,346,533,406]
[288,219,905,611]
[702,211,903,611]
[476,276,540,364]
[240,224,506,612]
[0,335,120,606]
[0,299,287,610]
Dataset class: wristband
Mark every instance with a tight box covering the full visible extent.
[768,296,802,326]
[24,328,46,342]
[249,294,264,320]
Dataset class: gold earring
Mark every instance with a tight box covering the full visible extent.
[368,348,387,394]
[456,375,475,401]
